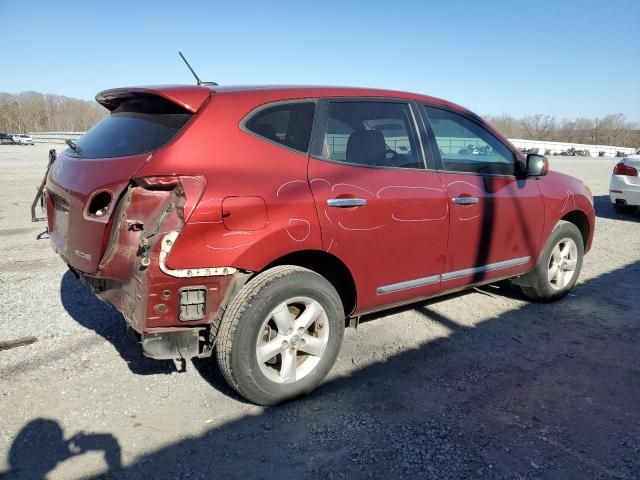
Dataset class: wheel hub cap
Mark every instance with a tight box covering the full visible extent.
[255,297,329,384]
[548,237,578,290]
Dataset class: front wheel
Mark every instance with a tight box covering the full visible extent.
[519,221,584,302]
[216,266,345,405]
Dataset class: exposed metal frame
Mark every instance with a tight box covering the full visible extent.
[159,231,237,278]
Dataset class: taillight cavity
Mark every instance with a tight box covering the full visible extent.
[85,190,113,222]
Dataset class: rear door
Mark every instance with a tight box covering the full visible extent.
[308,99,449,313]
[420,104,544,290]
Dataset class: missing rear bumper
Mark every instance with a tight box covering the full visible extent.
[141,329,202,360]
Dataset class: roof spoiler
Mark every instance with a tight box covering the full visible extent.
[95,85,212,113]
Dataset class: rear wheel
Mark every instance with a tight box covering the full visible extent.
[216,266,344,405]
[613,203,637,214]
[519,221,584,302]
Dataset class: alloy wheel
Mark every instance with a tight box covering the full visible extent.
[547,237,578,290]
[255,296,329,384]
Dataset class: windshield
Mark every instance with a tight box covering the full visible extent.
[67,95,193,159]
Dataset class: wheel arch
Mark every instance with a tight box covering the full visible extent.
[260,250,357,316]
[561,209,591,251]
[514,212,589,289]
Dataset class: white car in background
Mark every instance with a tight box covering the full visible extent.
[610,148,640,214]
[12,134,35,145]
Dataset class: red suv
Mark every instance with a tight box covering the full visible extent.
[46,85,594,404]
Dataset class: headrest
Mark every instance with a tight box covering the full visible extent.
[346,130,386,166]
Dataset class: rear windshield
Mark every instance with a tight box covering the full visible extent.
[67,95,193,158]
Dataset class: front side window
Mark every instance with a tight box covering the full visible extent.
[245,102,315,153]
[322,101,423,169]
[422,105,515,175]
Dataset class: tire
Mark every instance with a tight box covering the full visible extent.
[216,265,345,405]
[613,203,637,214]
[519,221,584,302]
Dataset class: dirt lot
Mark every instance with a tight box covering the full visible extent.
[0,144,638,479]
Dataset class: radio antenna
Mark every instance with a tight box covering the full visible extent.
[178,52,218,86]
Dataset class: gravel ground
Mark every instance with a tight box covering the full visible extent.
[0,144,639,479]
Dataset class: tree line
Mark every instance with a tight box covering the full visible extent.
[0,90,638,148]
[0,91,107,133]
[485,113,639,148]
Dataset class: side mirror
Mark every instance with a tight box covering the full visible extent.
[526,154,549,177]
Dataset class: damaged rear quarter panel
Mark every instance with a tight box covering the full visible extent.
[136,91,323,272]
[94,179,233,333]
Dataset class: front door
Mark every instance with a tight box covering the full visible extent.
[420,105,545,290]
[308,100,449,313]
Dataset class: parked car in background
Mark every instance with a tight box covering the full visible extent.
[610,148,640,214]
[0,133,14,144]
[12,134,35,145]
[45,84,595,404]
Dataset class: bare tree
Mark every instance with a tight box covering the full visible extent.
[520,114,557,140]
[484,114,523,138]
[597,113,636,146]
[482,112,638,148]
[0,91,106,133]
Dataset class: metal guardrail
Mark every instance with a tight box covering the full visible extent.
[27,132,84,144]
[327,134,636,158]
[328,135,410,157]
[508,138,636,157]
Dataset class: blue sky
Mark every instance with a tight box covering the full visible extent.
[1,0,638,120]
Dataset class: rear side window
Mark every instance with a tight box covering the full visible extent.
[322,101,423,169]
[67,95,193,159]
[245,102,315,153]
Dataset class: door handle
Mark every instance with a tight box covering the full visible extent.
[452,196,479,205]
[327,198,367,208]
